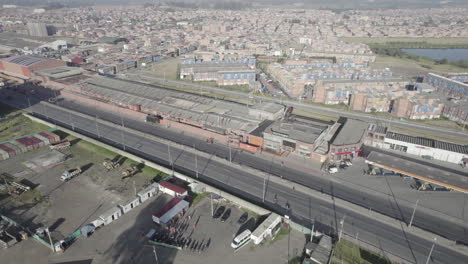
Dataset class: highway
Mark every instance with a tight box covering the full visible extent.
[4,92,465,263]
[134,74,468,139]
[54,98,468,245]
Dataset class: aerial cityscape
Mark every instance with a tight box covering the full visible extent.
[0,1,467,264]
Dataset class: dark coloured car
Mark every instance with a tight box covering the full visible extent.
[237,212,248,224]
[221,208,231,222]
[213,206,225,219]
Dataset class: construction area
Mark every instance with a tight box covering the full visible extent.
[0,128,309,264]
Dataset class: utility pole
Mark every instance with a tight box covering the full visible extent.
[95,115,100,138]
[426,238,437,264]
[69,112,74,131]
[120,110,126,150]
[152,246,159,264]
[310,222,315,242]
[42,103,48,119]
[195,153,198,178]
[27,97,31,110]
[210,193,214,217]
[46,228,55,253]
[338,215,346,241]
[409,199,419,227]
[228,141,232,163]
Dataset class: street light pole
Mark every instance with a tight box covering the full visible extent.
[195,153,198,178]
[228,140,232,163]
[120,110,126,150]
[338,215,346,241]
[95,115,100,138]
[425,238,437,264]
[46,228,55,253]
[152,246,159,264]
[210,193,214,217]
[168,143,173,175]
[409,199,419,227]
[262,176,266,203]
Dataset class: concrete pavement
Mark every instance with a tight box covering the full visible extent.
[20,102,468,263]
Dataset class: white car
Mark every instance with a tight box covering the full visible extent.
[328,166,338,174]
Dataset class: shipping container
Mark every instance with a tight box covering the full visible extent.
[4,142,20,156]
[41,131,60,144]
[0,147,9,160]
[15,138,34,151]
[0,144,15,157]
[28,136,43,148]
[9,140,27,153]
[39,131,55,143]
[34,133,50,145]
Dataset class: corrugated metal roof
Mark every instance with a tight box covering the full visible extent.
[2,55,50,66]
[386,131,468,154]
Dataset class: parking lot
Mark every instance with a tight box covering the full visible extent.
[85,193,306,264]
[0,133,306,264]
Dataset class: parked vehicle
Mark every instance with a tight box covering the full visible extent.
[102,158,120,170]
[213,206,225,219]
[237,212,248,224]
[328,166,338,174]
[221,208,231,222]
[231,230,252,249]
[60,168,81,181]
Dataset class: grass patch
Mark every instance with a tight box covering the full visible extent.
[333,239,395,264]
[0,104,51,142]
[240,207,260,221]
[270,226,289,244]
[191,192,209,206]
[65,134,169,180]
[144,58,180,81]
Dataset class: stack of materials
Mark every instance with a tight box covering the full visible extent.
[0,131,60,161]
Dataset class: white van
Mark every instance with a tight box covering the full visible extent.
[231,230,252,250]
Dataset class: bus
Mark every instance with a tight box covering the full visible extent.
[231,230,252,250]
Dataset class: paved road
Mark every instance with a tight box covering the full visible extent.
[134,74,468,139]
[55,98,468,244]
[2,90,467,263]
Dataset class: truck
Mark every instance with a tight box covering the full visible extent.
[60,168,82,181]
[102,158,120,170]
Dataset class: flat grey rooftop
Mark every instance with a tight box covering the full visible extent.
[332,118,367,146]
[366,151,468,193]
[267,118,328,144]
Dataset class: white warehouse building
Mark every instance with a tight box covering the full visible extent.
[383,132,468,164]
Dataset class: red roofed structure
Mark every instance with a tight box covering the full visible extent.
[158,181,188,198]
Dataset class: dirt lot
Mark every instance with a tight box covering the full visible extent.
[0,132,164,245]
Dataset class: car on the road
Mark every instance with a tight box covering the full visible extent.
[213,206,225,219]
[237,212,248,224]
[221,208,231,222]
[328,165,338,174]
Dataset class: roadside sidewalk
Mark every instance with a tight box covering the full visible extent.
[41,99,468,257]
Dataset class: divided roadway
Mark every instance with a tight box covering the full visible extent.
[23,100,468,264]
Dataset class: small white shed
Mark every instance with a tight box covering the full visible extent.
[118,197,141,214]
[138,183,158,203]
[251,213,282,245]
[99,206,123,225]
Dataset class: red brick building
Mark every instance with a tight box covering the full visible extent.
[0,55,66,79]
